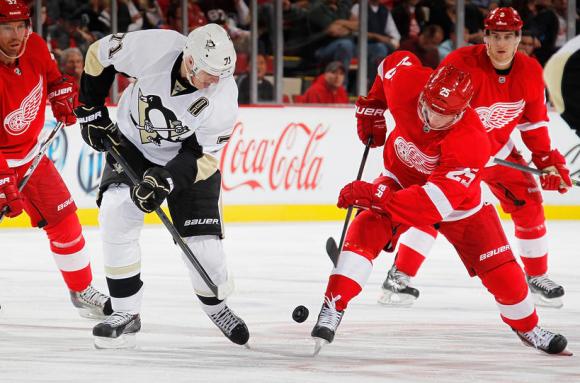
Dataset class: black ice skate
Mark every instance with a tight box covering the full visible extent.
[70,285,113,319]
[378,265,420,306]
[207,305,250,346]
[527,274,564,308]
[515,326,572,355]
[311,295,344,356]
[93,312,141,349]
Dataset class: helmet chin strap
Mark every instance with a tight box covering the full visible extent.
[0,27,31,61]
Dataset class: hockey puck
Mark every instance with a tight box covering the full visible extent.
[292,305,309,323]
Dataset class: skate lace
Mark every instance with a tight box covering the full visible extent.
[319,295,343,330]
[79,285,110,307]
[529,275,559,292]
[102,312,135,327]
[390,266,411,290]
[210,306,241,335]
[521,326,555,349]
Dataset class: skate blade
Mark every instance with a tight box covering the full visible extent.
[377,291,416,307]
[557,348,573,356]
[77,307,107,320]
[94,334,137,349]
[312,338,328,357]
[532,293,563,309]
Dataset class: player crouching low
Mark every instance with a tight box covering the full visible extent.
[74,24,248,349]
[311,52,571,356]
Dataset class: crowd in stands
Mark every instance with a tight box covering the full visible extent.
[28,0,580,105]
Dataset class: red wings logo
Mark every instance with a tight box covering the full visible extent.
[394,136,439,174]
[4,75,43,136]
[475,100,525,132]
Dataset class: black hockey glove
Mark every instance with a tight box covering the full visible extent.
[74,105,119,152]
[130,167,174,213]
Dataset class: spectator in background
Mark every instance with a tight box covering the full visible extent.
[99,0,143,33]
[518,29,540,58]
[428,0,484,43]
[398,24,444,68]
[391,0,428,43]
[165,0,207,32]
[198,0,251,53]
[60,47,84,87]
[137,0,164,29]
[237,54,274,104]
[72,0,110,40]
[297,61,349,104]
[307,0,357,89]
[531,0,559,65]
[438,24,470,61]
[351,0,401,87]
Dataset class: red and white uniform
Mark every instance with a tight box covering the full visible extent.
[0,33,92,292]
[325,52,537,332]
[395,46,552,280]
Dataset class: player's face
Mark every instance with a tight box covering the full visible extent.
[192,70,220,89]
[0,21,28,58]
[485,30,520,69]
[419,102,458,131]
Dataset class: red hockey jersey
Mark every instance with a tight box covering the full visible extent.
[367,51,491,227]
[0,33,61,169]
[441,45,552,162]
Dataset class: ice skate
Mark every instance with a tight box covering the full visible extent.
[70,285,113,319]
[311,295,344,356]
[93,311,141,349]
[514,326,572,355]
[527,275,564,308]
[207,305,250,346]
[378,265,420,306]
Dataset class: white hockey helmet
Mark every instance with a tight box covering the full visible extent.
[183,23,236,79]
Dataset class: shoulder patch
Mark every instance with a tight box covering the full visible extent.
[188,97,209,116]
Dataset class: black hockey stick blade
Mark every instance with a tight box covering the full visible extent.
[326,237,339,267]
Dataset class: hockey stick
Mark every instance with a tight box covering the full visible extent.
[104,139,229,299]
[326,137,373,267]
[493,158,580,187]
[0,121,65,222]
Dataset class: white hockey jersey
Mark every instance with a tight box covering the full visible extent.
[85,30,238,165]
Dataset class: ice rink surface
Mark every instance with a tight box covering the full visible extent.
[1,220,579,383]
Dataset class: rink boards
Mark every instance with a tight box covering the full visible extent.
[1,105,579,228]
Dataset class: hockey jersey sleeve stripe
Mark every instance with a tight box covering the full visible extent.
[84,41,105,77]
[422,182,453,220]
[331,250,373,288]
[517,121,548,131]
[496,289,535,320]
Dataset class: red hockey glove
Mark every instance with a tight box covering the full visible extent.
[337,180,392,214]
[0,169,24,218]
[531,149,572,194]
[48,76,79,126]
[355,96,387,148]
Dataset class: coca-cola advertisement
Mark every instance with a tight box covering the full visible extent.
[221,107,385,204]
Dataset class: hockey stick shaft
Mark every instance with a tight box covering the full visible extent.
[337,138,373,250]
[326,138,373,266]
[104,139,220,297]
[493,158,580,187]
[0,121,65,222]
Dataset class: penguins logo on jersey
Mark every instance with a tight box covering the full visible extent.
[206,39,216,50]
[131,89,190,145]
